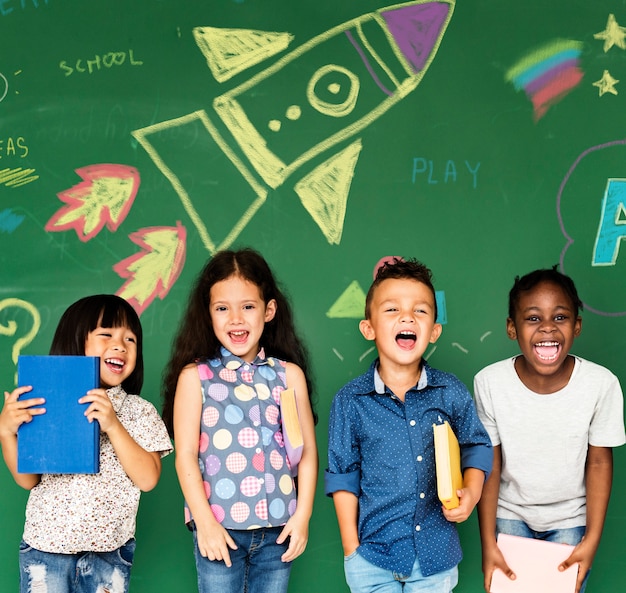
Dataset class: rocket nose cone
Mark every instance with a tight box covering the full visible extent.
[380,1,453,73]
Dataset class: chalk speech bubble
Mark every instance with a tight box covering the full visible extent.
[558,139,626,316]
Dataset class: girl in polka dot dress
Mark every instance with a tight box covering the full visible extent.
[162,248,318,593]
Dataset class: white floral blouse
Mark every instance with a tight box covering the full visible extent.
[22,386,172,554]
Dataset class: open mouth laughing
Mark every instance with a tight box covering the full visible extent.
[533,341,560,361]
[104,357,125,374]
[396,330,417,349]
[229,330,249,344]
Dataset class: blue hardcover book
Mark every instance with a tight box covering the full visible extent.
[17,355,100,474]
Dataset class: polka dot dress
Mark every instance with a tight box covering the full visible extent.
[185,347,297,530]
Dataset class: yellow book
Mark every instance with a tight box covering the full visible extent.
[280,388,303,474]
[433,420,463,509]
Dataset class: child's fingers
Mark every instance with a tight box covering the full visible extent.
[225,532,238,551]
[198,528,238,567]
[79,389,108,404]
[205,542,233,567]
[12,397,46,410]
[5,386,33,402]
[80,393,113,413]
[278,523,307,562]
[23,406,46,418]
[281,535,307,562]
[497,558,516,581]
[276,524,289,544]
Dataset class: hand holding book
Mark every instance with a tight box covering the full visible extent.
[433,420,463,509]
[490,534,578,593]
[17,355,101,474]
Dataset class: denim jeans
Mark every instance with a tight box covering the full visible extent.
[344,549,458,593]
[496,519,589,592]
[19,539,135,593]
[193,526,291,593]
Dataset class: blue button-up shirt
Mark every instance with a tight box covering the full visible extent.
[325,360,492,576]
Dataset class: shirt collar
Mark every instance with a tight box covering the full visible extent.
[218,345,270,369]
[371,359,433,395]
[106,384,128,412]
[106,384,127,398]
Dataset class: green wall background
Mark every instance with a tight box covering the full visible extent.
[2,1,626,590]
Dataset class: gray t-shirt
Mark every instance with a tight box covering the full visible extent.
[474,356,625,531]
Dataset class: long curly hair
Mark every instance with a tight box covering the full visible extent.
[161,248,316,435]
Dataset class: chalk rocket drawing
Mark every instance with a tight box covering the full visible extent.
[193,27,294,82]
[114,222,187,315]
[133,0,455,253]
[46,164,140,241]
[505,39,584,121]
[44,164,186,314]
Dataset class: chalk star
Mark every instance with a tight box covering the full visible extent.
[594,14,626,52]
[593,70,619,96]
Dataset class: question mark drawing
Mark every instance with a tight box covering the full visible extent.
[0,298,41,384]
[0,72,8,103]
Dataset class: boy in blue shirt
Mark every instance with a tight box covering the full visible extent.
[325,258,492,592]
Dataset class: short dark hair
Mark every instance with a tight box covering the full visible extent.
[508,266,583,319]
[365,257,438,320]
[49,294,144,394]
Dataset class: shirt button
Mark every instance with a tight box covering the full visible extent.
[256,448,261,453]
[419,492,425,499]
[415,525,421,532]
[409,420,416,426]
[416,455,423,462]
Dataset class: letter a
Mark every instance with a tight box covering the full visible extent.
[593,178,626,265]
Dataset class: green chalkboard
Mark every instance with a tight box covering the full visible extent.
[2,1,626,591]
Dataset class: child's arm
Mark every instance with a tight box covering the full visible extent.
[277,363,318,562]
[0,386,44,489]
[332,490,360,556]
[173,364,237,567]
[477,445,515,593]
[559,445,613,593]
[80,389,162,491]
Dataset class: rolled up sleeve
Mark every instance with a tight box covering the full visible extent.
[325,468,360,496]
[326,390,362,496]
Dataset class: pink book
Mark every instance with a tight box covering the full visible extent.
[490,533,578,593]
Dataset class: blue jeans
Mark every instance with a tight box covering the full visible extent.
[19,539,135,593]
[344,549,458,593]
[496,519,589,592]
[193,526,291,593]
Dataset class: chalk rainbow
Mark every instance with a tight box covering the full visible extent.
[506,39,584,120]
